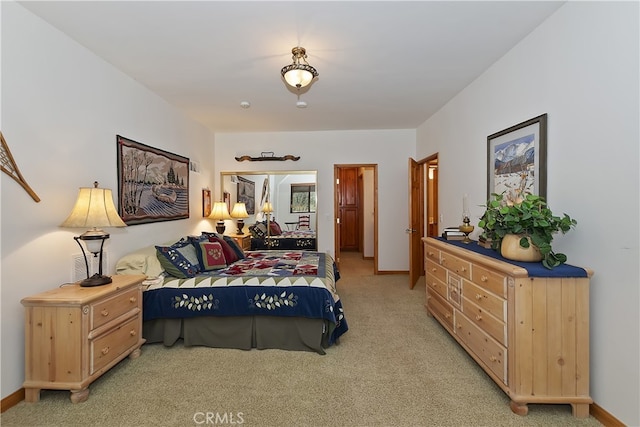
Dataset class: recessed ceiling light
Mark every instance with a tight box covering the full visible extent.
[240,101,251,109]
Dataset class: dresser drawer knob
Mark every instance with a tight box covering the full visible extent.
[130,329,137,336]
[129,296,137,303]
[101,309,109,317]
[445,313,451,319]
[431,268,437,273]
[481,275,488,282]
[428,251,434,257]
[475,294,483,301]
[460,267,467,272]
[475,315,483,321]
[101,347,110,355]
[490,355,497,362]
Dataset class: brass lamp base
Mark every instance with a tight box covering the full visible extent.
[235,219,245,235]
[458,225,474,243]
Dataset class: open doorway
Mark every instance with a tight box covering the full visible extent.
[334,164,378,276]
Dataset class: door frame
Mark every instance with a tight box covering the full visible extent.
[408,154,438,288]
[334,164,378,273]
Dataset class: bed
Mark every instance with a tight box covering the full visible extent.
[115,233,347,354]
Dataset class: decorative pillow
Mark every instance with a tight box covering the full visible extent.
[195,240,227,271]
[250,222,268,239]
[269,220,283,236]
[199,231,221,240]
[155,238,201,278]
[209,236,239,264]
[222,235,246,260]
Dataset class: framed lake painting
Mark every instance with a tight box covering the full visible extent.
[116,135,190,225]
[487,114,547,200]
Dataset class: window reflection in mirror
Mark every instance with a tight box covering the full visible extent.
[220,171,318,250]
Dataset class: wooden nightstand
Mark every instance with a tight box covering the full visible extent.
[21,274,146,403]
[228,233,251,251]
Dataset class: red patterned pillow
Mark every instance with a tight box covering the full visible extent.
[196,241,227,271]
[269,220,283,236]
[209,236,239,264]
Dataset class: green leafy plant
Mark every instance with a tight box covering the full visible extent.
[478,192,577,269]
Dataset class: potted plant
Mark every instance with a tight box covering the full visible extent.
[478,192,577,269]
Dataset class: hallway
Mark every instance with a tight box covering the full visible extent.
[336,251,374,277]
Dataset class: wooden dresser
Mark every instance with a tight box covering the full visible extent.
[21,274,146,403]
[423,237,592,418]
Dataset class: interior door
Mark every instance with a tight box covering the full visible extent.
[408,158,424,289]
[338,167,359,250]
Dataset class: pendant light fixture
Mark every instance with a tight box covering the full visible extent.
[281,46,319,90]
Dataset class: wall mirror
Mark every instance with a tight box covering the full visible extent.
[220,171,317,250]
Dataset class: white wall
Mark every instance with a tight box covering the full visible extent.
[1,2,216,399]
[416,2,639,425]
[214,130,415,269]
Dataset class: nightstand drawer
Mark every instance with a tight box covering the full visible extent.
[91,315,140,374]
[91,288,140,330]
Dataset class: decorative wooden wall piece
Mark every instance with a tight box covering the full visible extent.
[0,131,41,202]
[235,152,300,162]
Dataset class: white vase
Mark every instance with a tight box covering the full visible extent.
[500,234,542,262]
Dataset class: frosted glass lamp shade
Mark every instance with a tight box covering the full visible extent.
[283,68,315,89]
[280,46,318,89]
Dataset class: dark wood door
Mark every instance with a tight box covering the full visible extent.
[339,167,359,250]
[408,158,423,289]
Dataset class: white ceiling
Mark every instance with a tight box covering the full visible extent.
[19,1,564,133]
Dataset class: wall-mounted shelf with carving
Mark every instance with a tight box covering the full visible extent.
[235,152,300,162]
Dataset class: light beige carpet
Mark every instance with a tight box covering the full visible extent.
[1,252,602,426]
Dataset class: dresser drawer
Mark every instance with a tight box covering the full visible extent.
[471,264,507,298]
[426,271,448,301]
[91,288,140,330]
[440,251,471,280]
[425,259,447,285]
[463,280,506,323]
[427,291,454,330]
[425,246,440,264]
[455,313,507,385]
[90,315,140,374]
[461,297,507,346]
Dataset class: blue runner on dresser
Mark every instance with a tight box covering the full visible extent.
[437,237,588,278]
